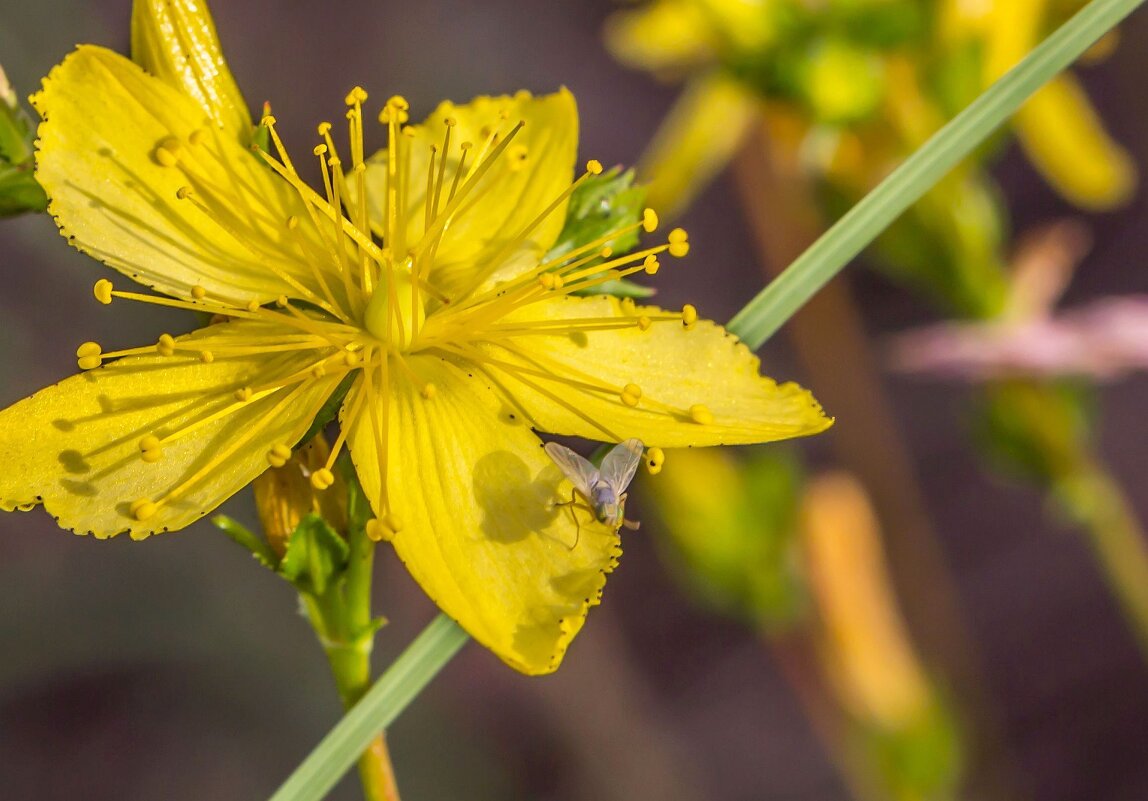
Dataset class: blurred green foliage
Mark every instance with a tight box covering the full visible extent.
[0,67,47,217]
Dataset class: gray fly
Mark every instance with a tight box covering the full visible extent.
[544,438,643,539]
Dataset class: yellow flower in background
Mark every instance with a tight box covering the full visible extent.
[606,0,1135,217]
[0,0,830,674]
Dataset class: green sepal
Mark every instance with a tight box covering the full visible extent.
[544,167,656,299]
[339,450,372,538]
[213,513,279,570]
[297,372,357,447]
[278,513,350,597]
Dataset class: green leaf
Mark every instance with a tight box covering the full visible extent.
[544,167,656,299]
[727,0,1146,348]
[212,514,279,570]
[278,514,350,597]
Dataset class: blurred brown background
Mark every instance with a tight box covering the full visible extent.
[2,1,1148,799]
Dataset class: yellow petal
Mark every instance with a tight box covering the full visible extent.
[131,0,252,142]
[604,0,716,75]
[478,296,832,447]
[33,46,335,305]
[984,0,1134,210]
[638,72,757,219]
[344,355,621,675]
[361,90,578,297]
[1013,76,1136,211]
[0,320,341,539]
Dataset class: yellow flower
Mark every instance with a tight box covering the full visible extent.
[608,0,1134,215]
[0,0,830,674]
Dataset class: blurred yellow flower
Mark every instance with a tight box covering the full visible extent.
[0,0,831,674]
[607,0,1134,216]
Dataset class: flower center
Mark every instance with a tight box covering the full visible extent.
[363,259,425,348]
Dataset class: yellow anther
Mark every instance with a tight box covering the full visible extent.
[156,333,176,357]
[586,159,603,175]
[552,273,565,290]
[317,122,332,136]
[444,116,458,128]
[153,136,181,167]
[327,155,342,168]
[76,341,103,370]
[188,128,206,146]
[668,227,690,258]
[130,498,159,522]
[645,447,665,475]
[200,351,215,364]
[310,363,328,379]
[642,208,659,233]
[276,295,289,308]
[643,255,660,275]
[689,404,715,425]
[460,141,474,151]
[421,383,437,400]
[310,468,335,491]
[93,278,114,305]
[366,518,396,542]
[266,443,293,468]
[342,349,362,367]
[344,86,368,105]
[621,383,642,407]
[637,315,652,331]
[234,386,253,402]
[175,186,193,200]
[286,215,299,230]
[138,435,163,464]
[538,273,557,290]
[681,304,698,329]
[313,144,328,156]
[246,299,261,312]
[261,114,277,126]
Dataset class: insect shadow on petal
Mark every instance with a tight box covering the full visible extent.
[544,438,643,549]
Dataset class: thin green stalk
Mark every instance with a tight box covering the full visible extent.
[270,614,469,801]
[726,0,1146,347]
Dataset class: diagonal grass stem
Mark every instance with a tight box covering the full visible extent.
[726,0,1146,346]
[269,614,468,801]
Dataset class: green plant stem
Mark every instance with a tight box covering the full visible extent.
[1057,458,1148,657]
[301,529,401,801]
[726,0,1146,348]
[271,613,469,801]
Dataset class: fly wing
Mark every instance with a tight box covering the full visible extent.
[544,442,598,497]
[599,438,644,494]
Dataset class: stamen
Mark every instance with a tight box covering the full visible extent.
[267,443,293,467]
[668,227,690,258]
[682,304,698,330]
[93,279,113,305]
[156,334,176,357]
[642,208,659,233]
[645,447,665,475]
[76,341,103,370]
[311,468,335,490]
[130,498,159,522]
[138,435,163,463]
[689,404,714,425]
[620,383,642,407]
